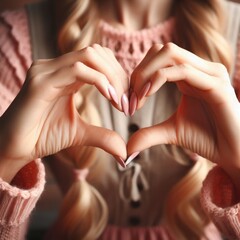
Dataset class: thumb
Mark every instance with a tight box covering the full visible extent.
[127,116,176,165]
[82,124,127,167]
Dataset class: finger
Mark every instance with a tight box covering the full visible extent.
[31,46,128,105]
[29,51,84,77]
[82,124,127,165]
[32,62,116,103]
[131,43,228,100]
[30,50,88,74]
[93,44,131,117]
[127,116,176,164]
[131,63,217,113]
[91,44,130,113]
[147,64,226,104]
[31,64,123,113]
[134,62,228,112]
[93,44,129,90]
[131,44,163,87]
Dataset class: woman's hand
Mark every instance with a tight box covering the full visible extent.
[0,44,128,182]
[127,43,240,183]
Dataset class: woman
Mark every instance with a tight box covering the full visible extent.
[0,0,240,239]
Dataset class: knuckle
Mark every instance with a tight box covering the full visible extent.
[178,63,190,79]
[214,62,227,74]
[92,43,101,49]
[27,73,45,91]
[163,42,177,56]
[73,61,84,71]
[150,43,163,53]
[156,43,178,66]
[155,69,165,79]
[179,62,190,70]
[177,63,192,78]
[213,63,230,85]
[83,46,95,58]
[98,72,108,84]
[28,60,43,77]
[104,47,114,56]
[72,61,85,77]
[27,61,44,80]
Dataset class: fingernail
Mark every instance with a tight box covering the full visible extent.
[139,82,151,100]
[125,152,140,165]
[129,92,137,116]
[114,155,126,168]
[108,85,119,105]
[121,93,129,116]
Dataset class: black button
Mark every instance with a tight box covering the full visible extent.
[128,216,141,226]
[130,200,141,208]
[128,123,139,133]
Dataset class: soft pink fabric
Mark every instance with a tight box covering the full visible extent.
[99,225,174,240]
[0,8,31,115]
[0,159,45,240]
[0,8,45,240]
[1,6,240,240]
[201,167,240,240]
[99,18,174,76]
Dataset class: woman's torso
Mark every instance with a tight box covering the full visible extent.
[2,0,240,238]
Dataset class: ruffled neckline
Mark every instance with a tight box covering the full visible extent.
[98,17,175,75]
[98,17,175,41]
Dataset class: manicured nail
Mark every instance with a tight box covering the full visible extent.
[121,93,129,116]
[139,82,151,100]
[125,152,140,165]
[114,155,126,168]
[129,92,137,116]
[108,85,119,105]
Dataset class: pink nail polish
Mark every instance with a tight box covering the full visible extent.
[139,82,151,100]
[125,152,140,165]
[114,155,126,168]
[129,92,137,116]
[108,85,119,105]
[121,94,129,116]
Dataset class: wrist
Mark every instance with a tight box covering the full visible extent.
[0,158,25,183]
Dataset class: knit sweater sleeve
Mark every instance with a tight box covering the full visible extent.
[0,160,45,240]
[200,25,240,239]
[0,8,46,240]
[200,166,240,240]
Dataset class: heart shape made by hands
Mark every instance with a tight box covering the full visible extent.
[58,43,237,170]
[94,42,237,170]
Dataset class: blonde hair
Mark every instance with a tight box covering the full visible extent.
[53,94,108,240]
[174,0,232,71]
[56,178,108,240]
[164,0,232,239]
[53,0,232,239]
[55,0,99,52]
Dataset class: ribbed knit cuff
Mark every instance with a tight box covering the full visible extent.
[0,159,45,227]
[201,166,240,239]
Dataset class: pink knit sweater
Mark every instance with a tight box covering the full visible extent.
[1,7,240,240]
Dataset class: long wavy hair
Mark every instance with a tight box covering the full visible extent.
[53,0,232,239]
